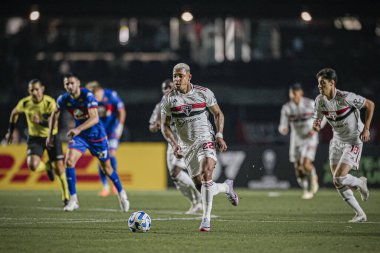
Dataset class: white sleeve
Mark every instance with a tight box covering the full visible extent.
[160,96,172,117]
[312,97,324,120]
[278,105,288,132]
[345,91,366,110]
[149,103,161,124]
[205,88,217,107]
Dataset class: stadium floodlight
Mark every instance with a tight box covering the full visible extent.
[300,11,312,22]
[29,11,40,21]
[119,19,130,45]
[29,4,40,21]
[181,11,193,22]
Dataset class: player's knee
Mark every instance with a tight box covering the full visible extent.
[28,161,39,171]
[65,159,76,168]
[303,161,313,172]
[170,167,181,179]
[333,176,346,188]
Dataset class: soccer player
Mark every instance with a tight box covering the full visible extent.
[5,79,69,206]
[313,68,375,223]
[278,83,319,199]
[149,79,202,214]
[86,81,126,197]
[46,73,130,212]
[161,63,239,232]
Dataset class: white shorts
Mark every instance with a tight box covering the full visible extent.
[183,139,217,178]
[329,139,363,170]
[167,145,186,174]
[108,138,119,151]
[289,136,318,163]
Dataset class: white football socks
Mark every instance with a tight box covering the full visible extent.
[335,175,362,188]
[201,180,229,220]
[337,186,364,215]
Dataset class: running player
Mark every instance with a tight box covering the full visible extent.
[161,63,239,232]
[86,81,126,197]
[46,73,130,212]
[149,79,202,214]
[5,79,69,206]
[313,68,375,223]
[279,83,319,199]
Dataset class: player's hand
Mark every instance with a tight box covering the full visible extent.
[5,132,12,145]
[278,127,288,136]
[173,144,183,159]
[312,119,321,132]
[115,123,124,139]
[67,128,81,139]
[360,128,370,142]
[46,135,54,148]
[216,138,227,152]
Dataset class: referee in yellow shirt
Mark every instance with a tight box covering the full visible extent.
[5,79,69,206]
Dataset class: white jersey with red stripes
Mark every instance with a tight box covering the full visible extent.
[313,89,365,143]
[161,83,216,147]
[279,97,317,145]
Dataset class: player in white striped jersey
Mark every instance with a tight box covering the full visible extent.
[313,68,375,223]
[279,83,319,200]
[161,63,239,232]
[149,79,202,214]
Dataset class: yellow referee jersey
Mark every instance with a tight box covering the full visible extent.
[15,95,58,137]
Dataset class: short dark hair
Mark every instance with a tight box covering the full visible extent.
[316,68,338,84]
[63,72,79,80]
[28,79,41,86]
[162,79,173,89]
[289,83,302,91]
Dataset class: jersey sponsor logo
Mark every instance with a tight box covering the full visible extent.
[353,98,364,108]
[176,116,201,127]
[73,109,87,120]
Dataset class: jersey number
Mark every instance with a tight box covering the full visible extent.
[97,150,108,159]
[350,145,360,154]
[202,142,215,150]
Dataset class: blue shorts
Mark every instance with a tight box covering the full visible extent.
[68,135,110,162]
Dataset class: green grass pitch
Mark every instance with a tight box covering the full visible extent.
[0,189,379,253]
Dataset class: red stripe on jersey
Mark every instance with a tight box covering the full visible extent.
[193,85,207,91]
[171,102,207,112]
[336,91,348,98]
[322,106,350,116]
[336,106,350,115]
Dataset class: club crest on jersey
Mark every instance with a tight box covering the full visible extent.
[327,112,337,120]
[181,104,192,116]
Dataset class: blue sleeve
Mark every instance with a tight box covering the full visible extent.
[111,90,124,110]
[56,95,65,110]
[86,92,99,109]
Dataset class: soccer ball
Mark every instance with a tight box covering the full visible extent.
[128,211,152,233]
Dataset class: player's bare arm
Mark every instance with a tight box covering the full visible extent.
[360,98,375,142]
[161,114,182,158]
[6,107,20,144]
[46,107,60,147]
[116,106,126,139]
[67,107,99,138]
[149,121,161,133]
[209,104,227,152]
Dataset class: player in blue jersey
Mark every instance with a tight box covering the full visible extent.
[86,81,126,197]
[46,73,130,212]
